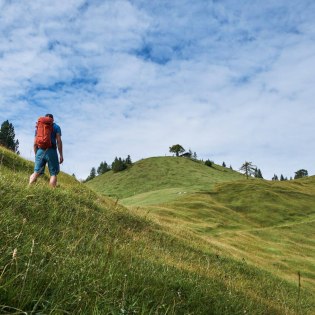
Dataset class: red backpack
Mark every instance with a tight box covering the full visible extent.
[35,117,53,149]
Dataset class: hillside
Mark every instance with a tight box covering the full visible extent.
[139,178,315,291]
[88,156,315,306]
[1,146,315,314]
[87,156,245,201]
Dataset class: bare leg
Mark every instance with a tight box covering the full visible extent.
[49,175,57,187]
[29,172,40,185]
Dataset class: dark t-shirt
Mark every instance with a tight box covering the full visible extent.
[51,123,62,148]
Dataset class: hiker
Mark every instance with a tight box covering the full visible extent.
[29,114,63,187]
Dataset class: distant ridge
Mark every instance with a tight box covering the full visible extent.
[87,156,245,199]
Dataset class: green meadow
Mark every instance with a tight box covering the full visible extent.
[1,146,315,314]
[88,157,244,201]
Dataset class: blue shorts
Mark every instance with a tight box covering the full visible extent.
[34,148,60,176]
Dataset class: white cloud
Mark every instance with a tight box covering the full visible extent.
[0,0,314,180]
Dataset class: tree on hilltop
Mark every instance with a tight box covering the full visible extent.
[239,161,256,179]
[222,161,226,167]
[0,120,19,154]
[294,169,308,179]
[169,144,185,157]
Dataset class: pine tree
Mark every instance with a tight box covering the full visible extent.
[272,174,279,181]
[90,167,96,179]
[97,161,110,175]
[112,157,127,173]
[0,120,19,154]
[280,174,285,181]
[205,159,212,167]
[222,161,226,167]
[85,167,96,182]
[239,161,256,179]
[254,168,263,179]
[125,155,132,165]
[254,167,258,177]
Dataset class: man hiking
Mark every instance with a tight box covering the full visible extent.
[29,114,63,187]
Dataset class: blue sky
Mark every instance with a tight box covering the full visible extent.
[0,0,314,180]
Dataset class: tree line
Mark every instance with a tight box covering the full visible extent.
[271,169,308,180]
[85,155,132,182]
[170,144,309,180]
[170,144,265,179]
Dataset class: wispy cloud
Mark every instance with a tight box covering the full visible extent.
[0,0,314,179]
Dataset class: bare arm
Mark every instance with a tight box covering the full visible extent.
[33,137,38,154]
[56,133,64,164]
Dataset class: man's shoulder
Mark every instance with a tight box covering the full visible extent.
[53,123,61,134]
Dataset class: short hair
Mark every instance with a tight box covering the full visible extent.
[45,114,54,119]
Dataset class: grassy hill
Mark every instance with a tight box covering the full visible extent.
[1,147,315,314]
[87,156,245,201]
[88,156,315,313]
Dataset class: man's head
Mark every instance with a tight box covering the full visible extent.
[45,114,54,120]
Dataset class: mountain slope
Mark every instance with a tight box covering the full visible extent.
[1,146,314,314]
[87,156,245,200]
[87,155,315,298]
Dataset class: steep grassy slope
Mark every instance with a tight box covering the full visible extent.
[1,146,314,314]
[87,156,245,201]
